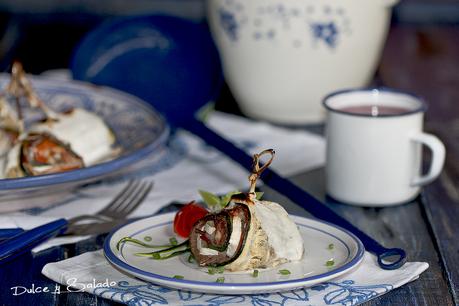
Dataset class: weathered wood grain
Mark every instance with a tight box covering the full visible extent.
[266,168,454,306]
[379,24,459,305]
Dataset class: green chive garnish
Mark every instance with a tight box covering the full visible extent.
[187,254,195,263]
[116,237,171,250]
[278,269,291,275]
[326,259,335,267]
[208,266,225,275]
[152,253,161,259]
[252,270,259,277]
[169,237,178,246]
[216,266,225,274]
[327,243,334,250]
[216,277,225,283]
[173,275,184,279]
[144,236,152,242]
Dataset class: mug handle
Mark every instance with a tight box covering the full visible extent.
[411,133,446,186]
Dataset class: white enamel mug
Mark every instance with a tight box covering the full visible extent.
[323,89,446,206]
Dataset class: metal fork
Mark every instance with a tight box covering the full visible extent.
[67,180,153,227]
[0,180,153,262]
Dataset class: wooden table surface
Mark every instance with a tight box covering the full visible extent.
[0,24,458,306]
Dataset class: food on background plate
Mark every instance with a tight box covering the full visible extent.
[0,62,118,178]
[0,79,21,157]
[117,149,305,273]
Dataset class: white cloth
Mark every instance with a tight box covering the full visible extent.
[42,250,428,306]
[0,111,325,252]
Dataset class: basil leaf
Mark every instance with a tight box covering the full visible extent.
[255,192,264,200]
[199,190,221,208]
[220,190,241,208]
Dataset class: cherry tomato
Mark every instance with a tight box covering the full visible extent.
[173,202,209,238]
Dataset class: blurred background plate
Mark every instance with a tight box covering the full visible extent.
[0,74,169,194]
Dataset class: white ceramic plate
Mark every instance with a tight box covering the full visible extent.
[104,212,365,294]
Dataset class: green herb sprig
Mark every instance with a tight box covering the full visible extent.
[199,190,264,211]
[135,240,190,259]
[116,237,172,251]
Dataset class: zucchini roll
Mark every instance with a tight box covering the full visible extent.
[29,108,116,166]
[189,203,251,268]
[5,132,84,177]
[0,63,118,178]
[4,108,116,178]
[189,149,304,272]
[189,195,304,271]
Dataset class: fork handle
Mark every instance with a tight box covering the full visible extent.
[0,219,67,263]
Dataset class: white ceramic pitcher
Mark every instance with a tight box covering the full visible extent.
[207,0,399,124]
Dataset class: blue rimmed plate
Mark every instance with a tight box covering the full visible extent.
[0,74,169,191]
[104,212,365,294]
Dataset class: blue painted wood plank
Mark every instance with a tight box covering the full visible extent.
[0,247,64,306]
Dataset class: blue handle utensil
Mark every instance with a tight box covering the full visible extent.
[0,219,67,262]
[71,15,407,270]
[0,228,24,241]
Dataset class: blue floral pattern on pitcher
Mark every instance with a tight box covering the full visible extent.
[217,0,352,49]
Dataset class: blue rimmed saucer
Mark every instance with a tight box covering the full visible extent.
[104,212,365,294]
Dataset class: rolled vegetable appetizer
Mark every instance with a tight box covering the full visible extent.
[5,132,84,177]
[29,108,116,166]
[189,196,304,271]
[188,149,304,271]
[4,108,116,178]
[0,62,119,178]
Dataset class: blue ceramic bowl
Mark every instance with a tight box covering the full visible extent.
[71,15,223,126]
